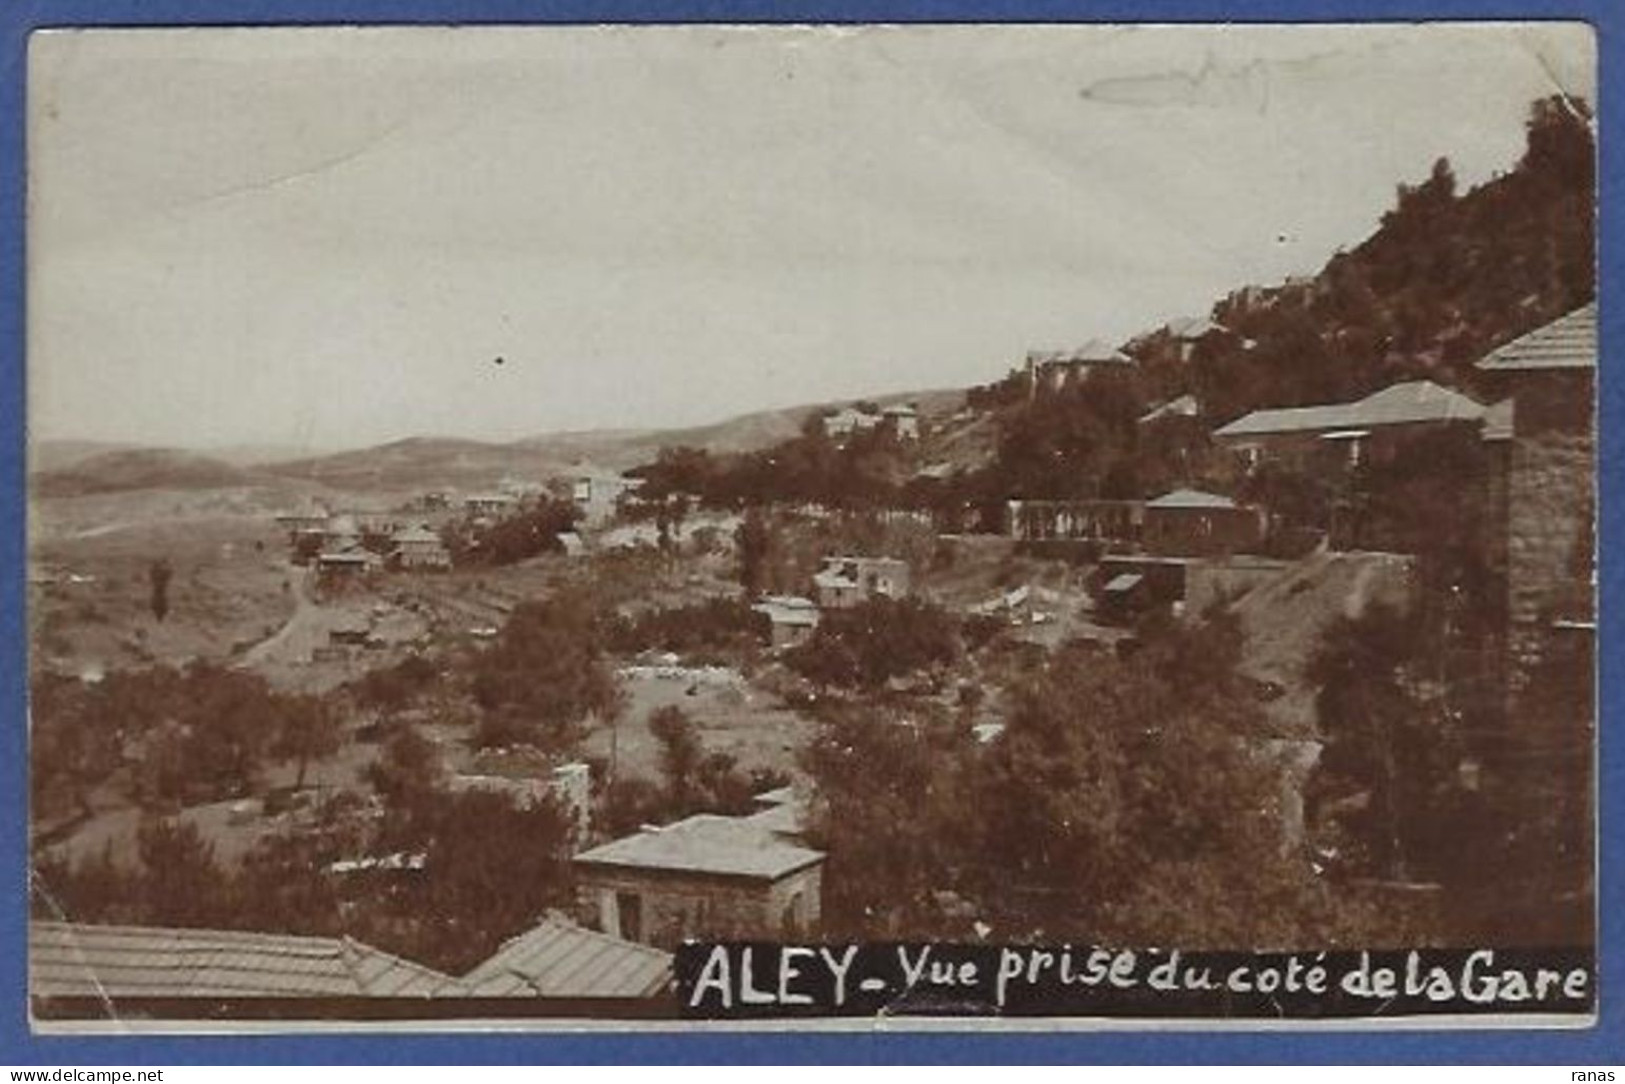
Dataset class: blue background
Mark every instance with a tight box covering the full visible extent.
[0,0,1618,1064]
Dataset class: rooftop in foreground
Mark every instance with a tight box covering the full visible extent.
[460,916,671,998]
[30,921,460,1000]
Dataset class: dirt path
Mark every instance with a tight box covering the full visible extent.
[237,564,320,670]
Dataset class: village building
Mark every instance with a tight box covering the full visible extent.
[29,921,461,1010]
[1023,339,1134,392]
[1164,315,1228,362]
[1005,498,1143,547]
[327,613,373,649]
[458,915,672,999]
[349,509,401,536]
[1474,303,1596,702]
[1093,555,1192,626]
[812,556,911,609]
[573,803,824,949]
[820,405,884,440]
[1212,378,1490,473]
[463,493,520,519]
[274,506,330,539]
[1141,488,1265,558]
[315,541,382,583]
[389,524,451,570]
[751,594,820,649]
[1475,302,1595,438]
[322,513,363,548]
[881,403,921,440]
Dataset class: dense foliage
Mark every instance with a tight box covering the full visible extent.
[805,616,1384,947]
[467,591,622,749]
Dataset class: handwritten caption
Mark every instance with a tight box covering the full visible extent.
[676,944,1593,1018]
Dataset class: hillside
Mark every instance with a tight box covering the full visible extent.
[31,449,261,499]
[912,94,1596,508]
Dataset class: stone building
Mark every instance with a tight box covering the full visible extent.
[1475,303,1596,701]
[812,556,911,609]
[574,797,823,950]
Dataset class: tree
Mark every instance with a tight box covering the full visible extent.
[786,596,959,692]
[735,508,772,598]
[366,788,578,973]
[1307,603,1459,882]
[469,590,621,750]
[148,559,173,623]
[648,705,703,810]
[804,616,1381,947]
[801,705,980,938]
[133,816,231,927]
[272,694,340,789]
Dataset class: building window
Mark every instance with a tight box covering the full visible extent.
[616,891,643,943]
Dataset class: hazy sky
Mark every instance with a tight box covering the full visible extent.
[28,22,1594,452]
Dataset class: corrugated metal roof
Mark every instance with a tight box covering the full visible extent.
[1213,380,1486,438]
[575,814,824,881]
[1146,488,1237,510]
[30,922,461,1001]
[460,917,671,998]
[1477,303,1596,371]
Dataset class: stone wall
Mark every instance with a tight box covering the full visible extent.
[1504,433,1594,693]
[578,863,823,949]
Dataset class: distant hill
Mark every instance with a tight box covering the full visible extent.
[31,448,261,498]
[256,391,963,493]
[30,439,147,474]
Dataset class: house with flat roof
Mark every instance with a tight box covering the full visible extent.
[573,803,824,949]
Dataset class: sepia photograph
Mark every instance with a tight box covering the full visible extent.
[22,21,1599,1028]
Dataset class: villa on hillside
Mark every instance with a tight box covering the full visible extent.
[389,524,451,570]
[1212,379,1491,472]
[1023,339,1134,392]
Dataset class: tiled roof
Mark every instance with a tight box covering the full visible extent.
[1146,488,1237,510]
[461,917,671,998]
[391,525,441,544]
[30,922,460,1000]
[1029,339,1133,366]
[575,814,824,881]
[1213,380,1486,438]
[1166,316,1226,340]
[1477,303,1596,371]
